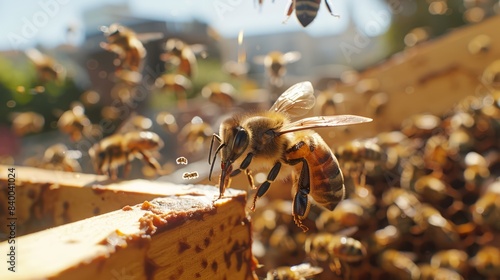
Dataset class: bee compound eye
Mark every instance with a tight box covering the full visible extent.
[231,127,249,159]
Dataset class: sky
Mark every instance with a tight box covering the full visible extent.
[0,0,391,50]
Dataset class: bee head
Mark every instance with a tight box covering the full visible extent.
[208,125,249,184]
[225,126,249,163]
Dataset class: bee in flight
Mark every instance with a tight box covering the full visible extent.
[208,81,372,231]
[284,0,339,27]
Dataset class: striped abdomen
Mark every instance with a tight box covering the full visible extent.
[287,132,345,211]
[295,0,321,27]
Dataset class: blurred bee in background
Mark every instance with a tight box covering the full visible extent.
[266,263,323,280]
[209,81,372,231]
[201,82,237,109]
[254,51,301,87]
[419,204,460,246]
[469,246,500,278]
[305,227,366,279]
[315,198,371,234]
[223,60,250,78]
[378,249,421,280]
[10,111,45,136]
[24,48,66,84]
[382,188,424,235]
[155,73,193,108]
[89,130,164,179]
[156,111,179,134]
[100,23,161,75]
[367,225,401,254]
[24,144,82,172]
[57,102,93,142]
[88,115,164,179]
[284,0,339,27]
[161,38,206,78]
[418,264,464,280]
[430,249,470,276]
[178,116,214,157]
[472,179,500,231]
[117,113,153,132]
[335,139,384,186]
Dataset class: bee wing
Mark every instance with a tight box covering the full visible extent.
[283,51,301,63]
[253,55,266,65]
[25,48,46,64]
[277,115,372,135]
[189,44,206,54]
[136,32,164,43]
[269,81,315,117]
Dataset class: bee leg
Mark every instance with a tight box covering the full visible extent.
[124,152,131,178]
[282,0,294,24]
[230,153,254,188]
[245,169,255,189]
[139,151,162,173]
[251,162,282,211]
[324,0,340,17]
[290,159,310,232]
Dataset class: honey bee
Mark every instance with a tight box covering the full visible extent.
[10,112,45,136]
[24,48,66,83]
[335,139,383,185]
[156,111,178,134]
[367,225,401,254]
[253,51,301,87]
[315,199,369,233]
[89,131,164,179]
[305,229,366,279]
[266,263,323,280]
[201,82,237,108]
[378,249,421,280]
[430,249,469,275]
[472,180,500,230]
[57,103,92,142]
[161,38,205,78]
[40,144,82,172]
[284,0,339,27]
[178,116,214,156]
[208,81,372,231]
[470,246,500,277]
[155,73,193,108]
[418,264,464,280]
[382,188,424,234]
[100,23,146,73]
[420,204,460,246]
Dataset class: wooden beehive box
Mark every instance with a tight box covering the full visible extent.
[0,166,257,280]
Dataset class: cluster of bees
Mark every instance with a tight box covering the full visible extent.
[250,68,499,279]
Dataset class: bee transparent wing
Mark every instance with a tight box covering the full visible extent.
[253,55,266,65]
[136,32,164,43]
[283,51,301,63]
[277,115,372,135]
[269,81,316,117]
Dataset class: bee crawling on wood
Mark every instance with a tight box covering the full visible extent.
[208,81,372,231]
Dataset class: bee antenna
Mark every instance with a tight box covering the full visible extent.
[208,133,221,164]
[209,143,225,181]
